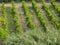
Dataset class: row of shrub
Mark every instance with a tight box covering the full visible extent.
[32,0,48,31]
[22,1,36,29]
[51,0,60,16]
[11,1,22,34]
[42,0,60,29]
[0,3,9,38]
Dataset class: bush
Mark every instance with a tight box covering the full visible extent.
[3,29,60,45]
[0,28,8,38]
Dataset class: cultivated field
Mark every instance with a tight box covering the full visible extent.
[0,0,60,45]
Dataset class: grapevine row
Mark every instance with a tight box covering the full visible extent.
[22,1,35,29]
[51,0,60,16]
[0,3,9,38]
[41,0,60,29]
[32,1,48,31]
[11,1,22,34]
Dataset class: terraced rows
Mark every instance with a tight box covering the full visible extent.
[42,0,60,29]
[0,1,60,38]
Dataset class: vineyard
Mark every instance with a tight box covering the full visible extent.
[0,0,60,45]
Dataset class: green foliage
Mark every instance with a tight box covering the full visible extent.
[50,0,56,2]
[0,1,60,45]
[11,1,22,34]
[0,3,9,38]
[1,3,8,31]
[1,3,6,17]
[51,0,60,16]
[32,0,48,31]
[22,1,36,29]
[0,17,4,21]
[42,0,60,29]
[0,28,8,38]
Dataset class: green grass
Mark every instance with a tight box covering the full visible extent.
[3,29,60,45]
